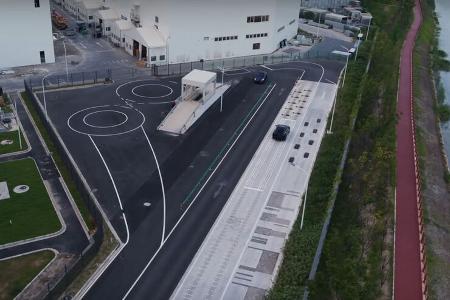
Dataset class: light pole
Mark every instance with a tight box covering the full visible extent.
[42,73,51,120]
[219,66,225,112]
[354,33,363,61]
[326,79,338,134]
[291,163,310,230]
[340,46,355,88]
[366,17,372,40]
[63,40,69,81]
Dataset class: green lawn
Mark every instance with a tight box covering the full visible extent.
[0,250,55,300]
[0,130,27,155]
[0,158,62,245]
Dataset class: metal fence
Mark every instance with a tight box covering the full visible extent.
[23,80,106,300]
[26,49,346,91]
[154,49,344,76]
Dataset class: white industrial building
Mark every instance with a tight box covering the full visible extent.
[68,0,300,65]
[0,0,55,69]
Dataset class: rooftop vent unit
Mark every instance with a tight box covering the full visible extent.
[130,4,141,27]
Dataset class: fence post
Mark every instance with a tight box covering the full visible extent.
[82,72,85,84]
[179,63,181,74]
[95,71,98,84]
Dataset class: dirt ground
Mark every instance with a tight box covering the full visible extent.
[415,43,450,300]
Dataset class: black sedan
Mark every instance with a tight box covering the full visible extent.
[253,71,268,84]
[272,124,290,141]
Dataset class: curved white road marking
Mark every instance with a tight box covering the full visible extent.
[67,105,145,137]
[90,135,130,245]
[122,83,278,300]
[140,126,167,245]
[83,110,129,128]
[131,84,173,99]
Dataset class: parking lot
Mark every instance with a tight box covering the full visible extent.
[34,60,343,299]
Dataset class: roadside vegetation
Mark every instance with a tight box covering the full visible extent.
[268,21,373,300]
[0,250,55,300]
[0,158,61,245]
[270,0,414,299]
[413,0,450,298]
[21,92,95,231]
[309,1,414,299]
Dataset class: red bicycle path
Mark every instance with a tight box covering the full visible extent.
[395,0,425,300]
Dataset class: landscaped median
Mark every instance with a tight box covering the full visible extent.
[0,158,62,245]
[0,250,55,300]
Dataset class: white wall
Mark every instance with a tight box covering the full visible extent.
[102,0,300,64]
[0,0,55,69]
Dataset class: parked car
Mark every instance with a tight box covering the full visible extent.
[272,124,290,141]
[253,71,268,84]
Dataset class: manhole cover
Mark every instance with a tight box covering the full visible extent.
[13,185,30,194]
[0,140,13,145]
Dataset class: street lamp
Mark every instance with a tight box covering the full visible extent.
[42,73,51,120]
[366,17,372,40]
[218,66,225,112]
[290,163,311,230]
[354,33,364,61]
[63,40,69,82]
[340,46,355,88]
[326,79,338,134]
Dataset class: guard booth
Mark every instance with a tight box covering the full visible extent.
[181,70,217,104]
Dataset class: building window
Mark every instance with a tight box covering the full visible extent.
[252,43,260,50]
[203,37,209,41]
[34,0,40,7]
[247,15,269,23]
[155,16,159,23]
[246,33,268,39]
[150,56,157,61]
[40,51,46,63]
[106,27,111,31]
[123,37,125,42]
[159,55,166,61]
[214,35,238,42]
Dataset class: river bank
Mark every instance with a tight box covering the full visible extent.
[414,0,450,299]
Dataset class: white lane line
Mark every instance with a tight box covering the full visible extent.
[219,64,324,300]
[122,83,277,300]
[260,65,273,71]
[140,126,167,245]
[89,135,130,245]
[96,42,104,48]
[325,78,337,85]
[168,81,178,84]
[170,83,278,300]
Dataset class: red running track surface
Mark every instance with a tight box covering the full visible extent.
[395,0,425,300]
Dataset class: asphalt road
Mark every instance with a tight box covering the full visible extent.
[394,0,424,299]
[38,61,342,299]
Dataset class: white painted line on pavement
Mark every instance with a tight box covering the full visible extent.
[260,65,273,71]
[123,83,277,300]
[141,126,167,245]
[89,135,130,245]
